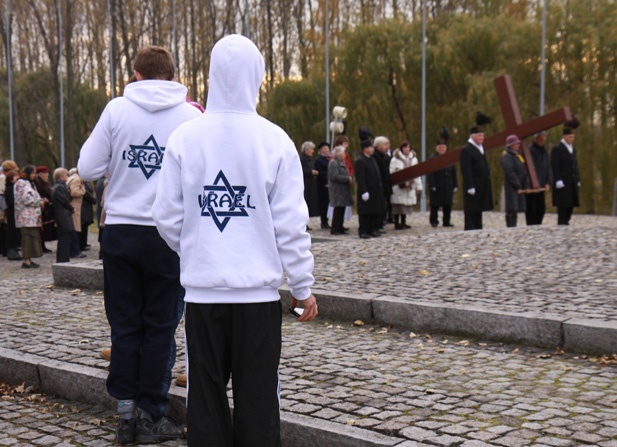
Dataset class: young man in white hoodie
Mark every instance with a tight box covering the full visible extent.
[77,46,201,444]
[153,35,318,447]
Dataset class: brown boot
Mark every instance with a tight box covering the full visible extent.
[175,374,187,387]
[100,347,111,361]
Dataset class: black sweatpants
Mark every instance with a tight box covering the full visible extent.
[185,301,282,447]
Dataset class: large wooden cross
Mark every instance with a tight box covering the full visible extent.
[390,75,573,188]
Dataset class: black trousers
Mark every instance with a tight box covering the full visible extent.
[505,212,518,227]
[331,206,345,233]
[79,221,91,249]
[430,205,452,226]
[557,207,574,225]
[464,212,483,231]
[358,213,380,236]
[185,301,282,447]
[525,191,546,225]
[56,231,72,263]
[102,224,182,420]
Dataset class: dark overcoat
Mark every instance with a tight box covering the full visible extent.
[327,158,352,208]
[529,142,551,187]
[51,180,75,234]
[81,181,96,225]
[551,142,580,208]
[314,154,330,211]
[427,153,457,207]
[354,154,384,215]
[372,150,393,196]
[459,142,493,213]
[300,152,320,217]
[501,148,529,212]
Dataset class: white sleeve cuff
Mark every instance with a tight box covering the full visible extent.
[290,287,311,301]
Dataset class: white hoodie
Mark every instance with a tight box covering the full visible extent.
[153,35,314,304]
[77,80,201,226]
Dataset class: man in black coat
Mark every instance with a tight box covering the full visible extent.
[427,137,457,227]
[354,140,384,239]
[51,168,75,263]
[460,126,493,230]
[525,132,551,225]
[373,136,393,227]
[551,123,581,225]
[313,142,331,229]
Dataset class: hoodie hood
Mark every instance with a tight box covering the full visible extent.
[124,80,188,113]
[206,34,265,114]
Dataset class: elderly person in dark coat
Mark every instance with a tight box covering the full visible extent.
[427,132,457,228]
[314,142,331,229]
[51,168,75,263]
[460,125,493,230]
[34,166,55,252]
[299,141,320,228]
[501,135,529,227]
[551,119,581,225]
[354,140,384,239]
[327,145,353,235]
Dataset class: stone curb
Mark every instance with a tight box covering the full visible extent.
[0,347,408,447]
[52,263,617,355]
[279,288,616,355]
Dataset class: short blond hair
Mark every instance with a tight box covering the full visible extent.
[53,168,68,181]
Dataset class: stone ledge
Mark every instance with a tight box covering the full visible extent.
[563,319,617,355]
[0,347,407,447]
[52,260,104,291]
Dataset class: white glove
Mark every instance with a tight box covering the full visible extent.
[467,188,476,196]
[555,180,565,189]
[361,192,369,202]
[431,187,437,192]
[453,188,458,193]
[577,182,581,188]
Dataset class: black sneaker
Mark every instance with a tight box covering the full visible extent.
[116,418,136,445]
[135,416,184,444]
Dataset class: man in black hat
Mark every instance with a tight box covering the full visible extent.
[354,139,384,238]
[525,131,551,225]
[459,125,493,230]
[314,142,331,229]
[427,128,457,228]
[551,119,581,225]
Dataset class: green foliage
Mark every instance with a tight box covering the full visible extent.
[0,70,107,169]
[263,3,617,214]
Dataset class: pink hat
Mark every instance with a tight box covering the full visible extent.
[505,134,521,147]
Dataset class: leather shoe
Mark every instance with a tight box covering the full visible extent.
[321,223,331,229]
[444,223,454,227]
[359,233,372,239]
[369,232,381,238]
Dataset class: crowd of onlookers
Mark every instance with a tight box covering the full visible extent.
[0,161,100,268]
[300,130,449,239]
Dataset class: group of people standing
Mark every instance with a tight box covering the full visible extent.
[460,118,581,230]
[0,162,96,267]
[300,128,461,238]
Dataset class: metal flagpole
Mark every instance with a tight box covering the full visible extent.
[58,0,65,168]
[325,0,330,143]
[172,0,179,74]
[107,0,115,99]
[420,0,427,212]
[540,0,547,115]
[6,0,14,160]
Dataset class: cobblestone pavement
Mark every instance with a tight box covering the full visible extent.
[0,382,185,446]
[307,211,617,322]
[1,211,617,446]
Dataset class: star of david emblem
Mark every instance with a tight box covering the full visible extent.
[199,170,253,232]
[127,135,165,179]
